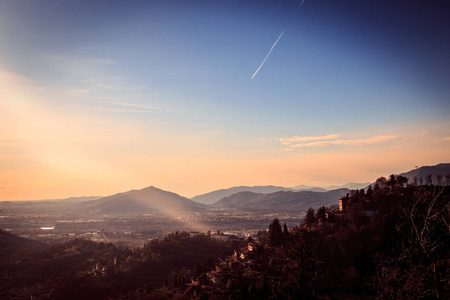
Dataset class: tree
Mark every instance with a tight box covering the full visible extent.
[316,206,326,223]
[396,175,408,189]
[426,174,433,186]
[366,185,374,198]
[206,256,214,270]
[378,186,450,298]
[173,274,178,287]
[257,230,268,244]
[193,262,203,277]
[304,208,316,226]
[164,277,169,287]
[279,227,318,298]
[388,174,397,191]
[268,218,283,246]
[376,177,387,188]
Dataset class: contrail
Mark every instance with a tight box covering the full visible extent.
[251,0,306,79]
[294,0,306,14]
[251,30,285,79]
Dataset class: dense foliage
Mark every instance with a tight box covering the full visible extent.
[1,175,449,299]
[0,231,237,299]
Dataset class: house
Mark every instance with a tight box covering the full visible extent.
[189,231,202,238]
[339,198,348,211]
[211,233,230,241]
[248,242,257,252]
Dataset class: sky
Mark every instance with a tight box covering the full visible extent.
[1,0,449,200]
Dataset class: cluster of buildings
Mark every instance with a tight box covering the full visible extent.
[186,240,289,296]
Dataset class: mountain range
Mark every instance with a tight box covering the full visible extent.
[213,189,350,212]
[1,163,449,215]
[191,186,296,205]
[0,187,204,215]
[191,182,370,205]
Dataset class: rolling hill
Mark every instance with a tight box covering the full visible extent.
[398,163,450,185]
[191,185,296,205]
[213,188,350,212]
[0,229,42,251]
[193,183,370,205]
[81,186,206,214]
[0,196,101,215]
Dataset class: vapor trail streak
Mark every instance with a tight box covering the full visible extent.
[295,0,306,13]
[251,30,285,79]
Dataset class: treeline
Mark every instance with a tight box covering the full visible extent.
[1,175,449,299]
[139,175,449,299]
[0,231,239,299]
[264,175,450,298]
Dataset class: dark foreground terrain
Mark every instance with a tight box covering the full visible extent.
[1,178,449,299]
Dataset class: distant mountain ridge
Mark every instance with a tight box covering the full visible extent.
[323,182,371,190]
[2,163,448,215]
[82,186,206,214]
[191,186,295,205]
[398,163,450,185]
[365,163,450,188]
[192,183,368,204]
[214,188,350,212]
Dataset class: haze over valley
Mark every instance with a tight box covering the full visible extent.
[1,164,448,248]
[1,1,449,298]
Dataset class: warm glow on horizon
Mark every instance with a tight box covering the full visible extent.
[1,1,449,201]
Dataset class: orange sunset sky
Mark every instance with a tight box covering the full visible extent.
[1,1,449,200]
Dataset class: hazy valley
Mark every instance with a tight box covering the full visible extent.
[1,163,449,299]
[1,164,449,247]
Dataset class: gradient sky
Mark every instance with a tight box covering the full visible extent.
[1,0,449,200]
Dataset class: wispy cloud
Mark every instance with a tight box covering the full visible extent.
[98,101,160,114]
[112,101,158,110]
[280,134,339,145]
[98,108,157,113]
[45,54,117,66]
[417,129,428,136]
[96,83,146,90]
[280,134,398,151]
[78,77,148,92]
[291,135,397,148]
[68,89,90,96]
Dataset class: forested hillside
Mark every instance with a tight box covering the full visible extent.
[1,174,449,299]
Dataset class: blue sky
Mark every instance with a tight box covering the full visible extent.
[1,0,449,200]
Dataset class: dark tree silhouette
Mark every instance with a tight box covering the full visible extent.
[283,222,289,237]
[396,175,408,188]
[304,208,315,226]
[426,174,433,186]
[316,206,326,223]
[268,218,283,246]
